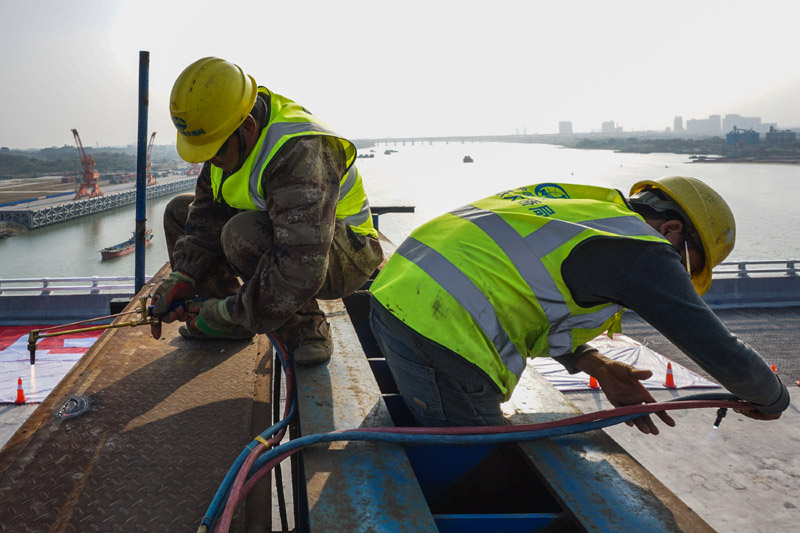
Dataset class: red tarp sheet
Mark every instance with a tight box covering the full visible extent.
[0,325,102,403]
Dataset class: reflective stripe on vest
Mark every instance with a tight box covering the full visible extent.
[248,121,342,209]
[397,236,528,380]
[396,206,663,383]
[450,205,663,356]
[210,88,377,238]
[373,183,672,395]
[338,166,372,229]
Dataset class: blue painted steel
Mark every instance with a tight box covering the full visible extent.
[405,445,494,503]
[252,412,645,471]
[434,514,561,533]
[135,50,149,294]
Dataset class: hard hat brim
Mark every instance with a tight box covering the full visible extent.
[176,132,228,164]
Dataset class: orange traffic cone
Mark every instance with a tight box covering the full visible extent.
[771,364,777,373]
[663,362,677,389]
[588,375,600,389]
[14,377,26,404]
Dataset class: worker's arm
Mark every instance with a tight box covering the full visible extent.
[573,348,676,434]
[563,237,790,419]
[228,136,344,333]
[172,164,238,281]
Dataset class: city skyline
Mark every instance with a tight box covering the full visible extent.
[2,1,799,149]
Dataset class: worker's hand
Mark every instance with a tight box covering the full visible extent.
[575,351,676,435]
[185,297,239,336]
[151,271,196,322]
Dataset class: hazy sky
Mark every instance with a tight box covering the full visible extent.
[2,0,799,149]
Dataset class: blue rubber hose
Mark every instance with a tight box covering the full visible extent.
[200,333,297,531]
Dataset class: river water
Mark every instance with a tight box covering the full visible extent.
[1,142,798,280]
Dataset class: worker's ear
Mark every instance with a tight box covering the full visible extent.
[242,115,259,148]
[656,219,683,241]
[242,115,256,135]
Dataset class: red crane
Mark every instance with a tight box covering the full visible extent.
[71,129,103,199]
[146,132,157,186]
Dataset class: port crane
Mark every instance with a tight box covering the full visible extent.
[732,126,756,154]
[71,129,103,199]
[146,132,157,186]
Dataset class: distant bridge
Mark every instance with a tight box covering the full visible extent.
[351,133,570,149]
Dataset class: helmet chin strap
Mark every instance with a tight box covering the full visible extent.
[684,239,691,275]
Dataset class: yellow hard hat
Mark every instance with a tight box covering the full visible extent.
[169,57,257,163]
[630,176,736,295]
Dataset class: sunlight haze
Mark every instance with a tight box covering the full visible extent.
[1,0,798,149]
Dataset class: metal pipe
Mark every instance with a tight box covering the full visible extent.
[26,297,153,365]
[135,51,150,294]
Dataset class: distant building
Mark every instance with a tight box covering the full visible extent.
[686,115,721,135]
[559,121,573,135]
[765,126,797,145]
[723,114,763,133]
[673,116,684,133]
[726,127,760,149]
[601,120,622,134]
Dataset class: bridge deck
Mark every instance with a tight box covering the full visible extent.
[1,270,796,531]
[0,266,273,531]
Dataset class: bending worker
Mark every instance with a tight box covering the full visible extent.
[151,57,383,365]
[369,178,789,432]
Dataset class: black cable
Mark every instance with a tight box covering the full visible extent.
[272,348,289,532]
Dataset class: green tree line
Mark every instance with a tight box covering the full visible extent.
[0,144,181,178]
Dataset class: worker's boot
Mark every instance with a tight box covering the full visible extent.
[278,299,333,366]
[177,323,254,341]
[293,325,333,366]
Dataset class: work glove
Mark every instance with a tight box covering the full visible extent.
[185,297,250,338]
[150,271,195,339]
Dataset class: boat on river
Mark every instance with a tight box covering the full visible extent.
[100,229,153,260]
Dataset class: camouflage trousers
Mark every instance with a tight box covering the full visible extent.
[164,194,382,349]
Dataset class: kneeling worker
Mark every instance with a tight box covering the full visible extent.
[369,177,789,432]
[151,57,383,365]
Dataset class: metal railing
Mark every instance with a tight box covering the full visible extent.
[0,276,153,296]
[712,260,799,278]
[1,260,797,296]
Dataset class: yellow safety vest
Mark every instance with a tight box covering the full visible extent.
[370,183,671,398]
[210,87,377,238]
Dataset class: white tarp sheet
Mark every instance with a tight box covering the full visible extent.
[0,326,102,403]
[530,333,720,392]
[1,327,719,403]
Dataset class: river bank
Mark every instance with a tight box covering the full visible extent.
[560,136,800,164]
[355,134,800,165]
[0,221,26,238]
